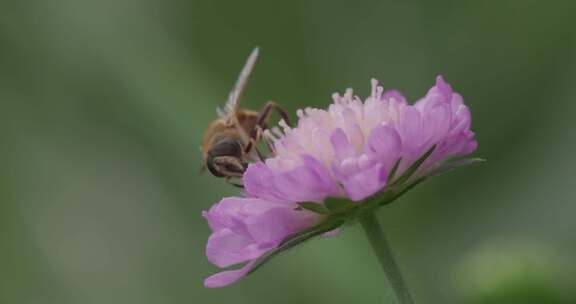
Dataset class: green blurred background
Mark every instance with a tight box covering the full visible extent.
[1,0,575,303]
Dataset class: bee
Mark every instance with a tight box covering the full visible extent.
[202,47,290,186]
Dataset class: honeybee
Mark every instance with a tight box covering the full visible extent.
[202,48,290,186]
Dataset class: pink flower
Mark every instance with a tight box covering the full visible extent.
[246,76,476,201]
[204,76,477,287]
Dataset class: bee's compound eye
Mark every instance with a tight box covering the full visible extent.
[209,139,243,158]
[206,139,246,178]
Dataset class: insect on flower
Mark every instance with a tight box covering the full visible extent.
[203,74,481,288]
[202,48,291,186]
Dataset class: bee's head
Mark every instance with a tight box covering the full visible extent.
[206,138,247,178]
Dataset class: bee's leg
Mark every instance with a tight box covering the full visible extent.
[261,128,277,154]
[250,101,291,139]
[244,101,288,161]
[245,140,266,161]
[244,137,265,161]
[225,176,244,188]
[256,126,278,156]
[252,126,272,159]
[254,146,265,160]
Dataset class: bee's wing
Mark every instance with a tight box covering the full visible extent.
[217,47,260,118]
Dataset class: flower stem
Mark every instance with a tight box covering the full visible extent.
[360,213,414,304]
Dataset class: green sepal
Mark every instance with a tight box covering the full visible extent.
[324,197,357,214]
[386,157,402,183]
[391,145,436,187]
[427,157,486,178]
[364,156,485,212]
[298,202,330,215]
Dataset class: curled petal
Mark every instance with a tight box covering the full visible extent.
[204,261,256,288]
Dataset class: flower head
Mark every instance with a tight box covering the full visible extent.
[246,75,476,202]
[204,76,477,287]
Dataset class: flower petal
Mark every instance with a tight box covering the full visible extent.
[330,128,357,160]
[337,162,387,201]
[204,261,256,288]
[245,156,339,202]
[366,124,402,171]
[206,228,268,268]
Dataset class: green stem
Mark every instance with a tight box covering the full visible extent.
[360,213,414,304]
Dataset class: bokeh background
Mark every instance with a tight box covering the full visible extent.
[1,0,575,303]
